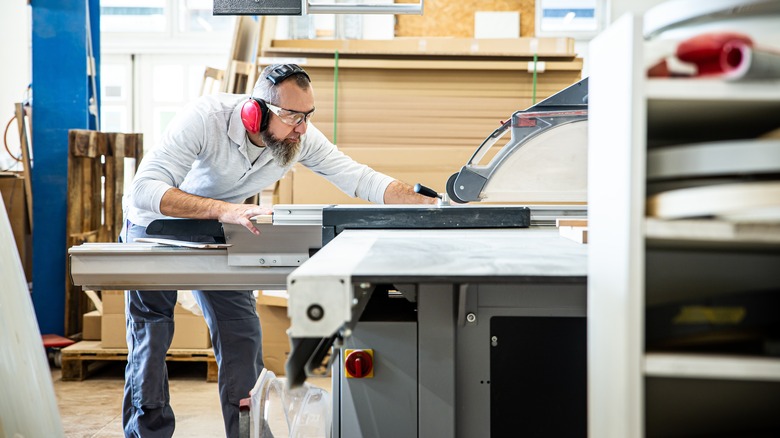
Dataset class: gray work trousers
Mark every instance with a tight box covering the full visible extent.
[120,221,263,437]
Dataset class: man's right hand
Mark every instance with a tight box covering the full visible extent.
[159,188,272,236]
[218,204,272,236]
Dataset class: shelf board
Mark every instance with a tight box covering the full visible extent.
[645,79,780,144]
[645,218,780,250]
[646,78,780,101]
[644,352,780,381]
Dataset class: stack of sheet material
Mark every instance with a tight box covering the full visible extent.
[260,37,583,204]
[645,138,780,243]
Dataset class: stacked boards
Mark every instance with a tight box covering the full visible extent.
[260,37,583,204]
[646,136,780,244]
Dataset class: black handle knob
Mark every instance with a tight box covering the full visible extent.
[414,183,440,199]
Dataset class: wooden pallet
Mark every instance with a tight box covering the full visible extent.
[66,130,144,337]
[61,340,218,382]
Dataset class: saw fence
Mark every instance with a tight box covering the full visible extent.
[65,129,143,337]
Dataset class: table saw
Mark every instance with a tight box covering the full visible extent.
[287,209,587,438]
[69,77,590,437]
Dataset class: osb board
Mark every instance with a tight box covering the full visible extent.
[396,0,535,38]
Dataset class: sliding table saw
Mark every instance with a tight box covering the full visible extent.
[285,78,589,438]
[69,78,589,438]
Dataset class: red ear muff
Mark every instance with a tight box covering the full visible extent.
[241,98,270,134]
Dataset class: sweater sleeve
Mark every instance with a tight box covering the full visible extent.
[297,124,393,204]
[130,104,207,214]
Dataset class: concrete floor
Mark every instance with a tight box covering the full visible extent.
[52,362,329,438]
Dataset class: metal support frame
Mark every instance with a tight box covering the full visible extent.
[303,0,423,15]
[31,0,100,335]
[214,0,423,16]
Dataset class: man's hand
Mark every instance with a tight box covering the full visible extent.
[217,204,272,235]
[383,180,438,205]
[159,188,272,235]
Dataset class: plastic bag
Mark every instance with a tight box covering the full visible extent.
[248,370,331,438]
[177,290,203,316]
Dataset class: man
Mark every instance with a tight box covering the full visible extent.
[120,63,434,437]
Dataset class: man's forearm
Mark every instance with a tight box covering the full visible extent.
[159,187,229,219]
[383,180,437,204]
[159,188,271,235]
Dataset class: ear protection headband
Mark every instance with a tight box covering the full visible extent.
[241,64,311,134]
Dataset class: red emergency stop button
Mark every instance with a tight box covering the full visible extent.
[344,349,374,378]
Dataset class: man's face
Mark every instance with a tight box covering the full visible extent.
[261,80,315,167]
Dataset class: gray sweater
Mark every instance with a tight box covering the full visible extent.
[126,93,393,226]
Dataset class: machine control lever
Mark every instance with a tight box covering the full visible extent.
[414,183,450,206]
[414,183,439,199]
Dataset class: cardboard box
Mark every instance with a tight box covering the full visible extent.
[100,305,211,349]
[82,310,102,341]
[170,313,211,349]
[256,292,291,376]
[101,290,125,314]
[257,290,289,308]
[101,313,126,348]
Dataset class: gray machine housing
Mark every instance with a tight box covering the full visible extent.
[334,281,586,438]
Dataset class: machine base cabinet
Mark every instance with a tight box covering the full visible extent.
[332,281,587,438]
[491,316,586,437]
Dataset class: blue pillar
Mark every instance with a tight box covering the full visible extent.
[31,0,100,335]
[88,0,101,131]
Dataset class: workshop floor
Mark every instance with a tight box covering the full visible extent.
[52,362,330,437]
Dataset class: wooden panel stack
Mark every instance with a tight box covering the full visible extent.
[261,37,583,204]
[66,130,143,337]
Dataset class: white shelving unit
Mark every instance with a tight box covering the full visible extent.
[588,13,780,438]
[644,353,780,381]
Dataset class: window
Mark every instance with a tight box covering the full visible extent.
[179,0,234,34]
[99,2,233,150]
[100,0,235,52]
[535,0,606,39]
[101,0,167,33]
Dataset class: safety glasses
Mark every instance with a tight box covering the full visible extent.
[266,102,315,126]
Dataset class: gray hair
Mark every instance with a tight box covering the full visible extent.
[252,64,311,104]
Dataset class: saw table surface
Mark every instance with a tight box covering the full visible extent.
[290,227,587,284]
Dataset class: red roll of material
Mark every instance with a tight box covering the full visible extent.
[676,32,753,75]
[677,32,780,81]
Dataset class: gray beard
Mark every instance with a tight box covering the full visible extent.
[261,131,301,167]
